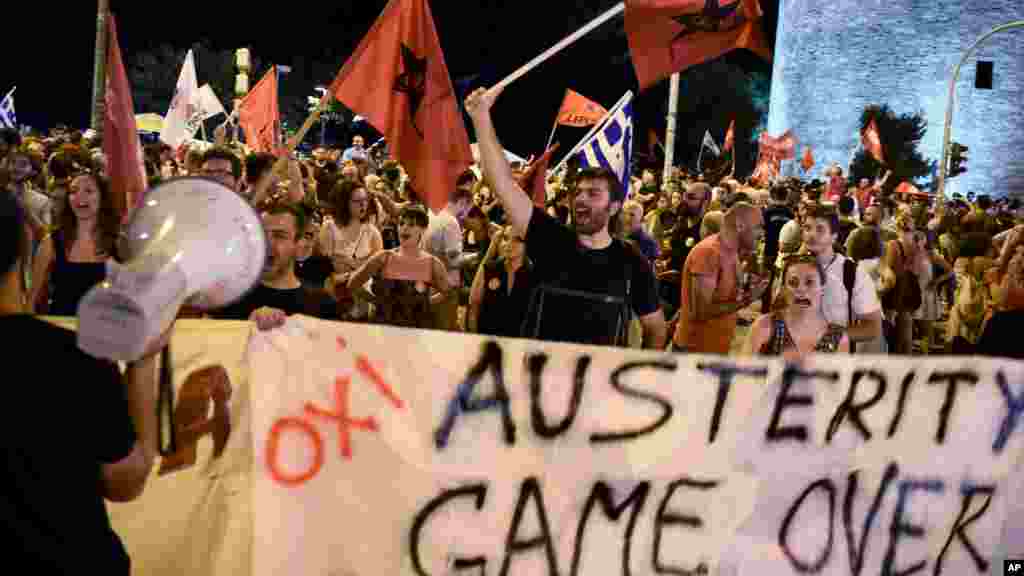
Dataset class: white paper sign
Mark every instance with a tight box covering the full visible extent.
[249,316,1024,576]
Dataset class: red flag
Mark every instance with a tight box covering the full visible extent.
[800,147,815,171]
[758,130,797,160]
[329,0,472,213]
[238,67,281,155]
[723,119,735,152]
[861,118,885,165]
[103,13,147,222]
[556,90,608,127]
[516,143,560,208]
[625,0,771,91]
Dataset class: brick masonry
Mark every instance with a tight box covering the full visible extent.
[767,0,1024,198]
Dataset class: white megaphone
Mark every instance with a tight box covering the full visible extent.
[77,177,268,362]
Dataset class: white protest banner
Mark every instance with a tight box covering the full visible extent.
[46,317,254,576]
[249,315,1024,576]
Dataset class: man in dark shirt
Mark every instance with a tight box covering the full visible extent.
[212,203,336,327]
[466,86,667,348]
[761,183,795,311]
[294,210,333,289]
[0,192,162,573]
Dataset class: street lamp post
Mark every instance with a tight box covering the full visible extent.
[937,20,1024,199]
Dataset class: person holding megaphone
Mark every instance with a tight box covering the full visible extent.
[0,190,167,573]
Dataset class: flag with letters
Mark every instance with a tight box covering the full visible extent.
[574,93,634,192]
[160,49,200,148]
[556,89,608,128]
[0,87,16,129]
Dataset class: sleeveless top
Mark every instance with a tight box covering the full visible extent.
[760,312,845,355]
[48,230,108,317]
[371,251,434,329]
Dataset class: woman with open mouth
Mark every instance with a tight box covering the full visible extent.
[743,253,849,358]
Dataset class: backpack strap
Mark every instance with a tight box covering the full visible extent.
[843,258,858,353]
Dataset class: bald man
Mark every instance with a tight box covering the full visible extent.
[672,203,769,354]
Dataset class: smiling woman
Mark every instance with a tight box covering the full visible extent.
[30,172,119,316]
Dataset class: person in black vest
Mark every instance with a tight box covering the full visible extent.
[466,85,666,348]
[761,183,795,312]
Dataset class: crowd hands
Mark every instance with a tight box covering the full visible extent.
[3,87,1023,361]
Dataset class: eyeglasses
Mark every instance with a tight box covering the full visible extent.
[202,169,234,180]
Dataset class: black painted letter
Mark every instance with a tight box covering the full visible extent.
[881,479,945,576]
[529,353,588,439]
[843,463,899,576]
[652,477,720,575]
[766,366,838,443]
[779,478,836,574]
[500,477,560,576]
[435,341,516,449]
[697,362,769,444]
[591,360,677,444]
[410,484,488,576]
[570,481,650,576]
[934,482,996,575]
[828,370,888,444]
[927,371,978,444]
[887,372,917,438]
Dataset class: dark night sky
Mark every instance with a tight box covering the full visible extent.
[6,1,778,163]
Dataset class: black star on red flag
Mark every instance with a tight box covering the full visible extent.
[393,43,427,138]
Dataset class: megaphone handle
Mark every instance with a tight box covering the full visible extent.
[157,343,178,457]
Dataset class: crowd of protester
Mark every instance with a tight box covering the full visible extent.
[2,112,1023,362]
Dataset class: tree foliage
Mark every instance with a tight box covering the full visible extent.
[848,104,933,195]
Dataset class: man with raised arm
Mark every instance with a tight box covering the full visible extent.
[465,86,666,348]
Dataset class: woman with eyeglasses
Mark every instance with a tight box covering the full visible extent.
[321,179,383,320]
[30,172,119,316]
[744,254,849,358]
[468,225,536,337]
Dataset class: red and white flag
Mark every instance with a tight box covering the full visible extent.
[160,49,200,148]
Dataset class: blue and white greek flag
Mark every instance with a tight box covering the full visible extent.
[0,87,16,129]
[575,95,633,192]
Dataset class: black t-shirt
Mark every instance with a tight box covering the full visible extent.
[524,206,660,347]
[669,217,703,273]
[296,255,334,290]
[477,259,537,338]
[0,315,135,574]
[977,310,1024,360]
[211,283,338,321]
[762,204,795,265]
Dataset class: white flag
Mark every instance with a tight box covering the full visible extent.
[160,50,200,148]
[197,84,226,120]
[702,129,721,157]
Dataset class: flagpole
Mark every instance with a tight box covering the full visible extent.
[494,2,625,92]
[663,73,680,183]
[551,91,631,173]
[90,0,110,135]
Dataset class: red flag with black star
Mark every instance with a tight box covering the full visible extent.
[329,0,472,213]
[625,0,771,91]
